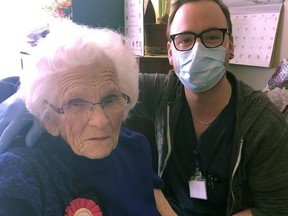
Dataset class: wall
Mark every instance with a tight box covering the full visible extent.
[228,65,275,90]
[229,0,288,90]
[72,0,124,32]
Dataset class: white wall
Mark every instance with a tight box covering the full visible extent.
[229,64,275,90]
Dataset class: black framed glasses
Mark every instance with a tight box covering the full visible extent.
[46,93,130,117]
[169,28,229,51]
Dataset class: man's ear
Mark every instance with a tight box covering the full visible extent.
[43,116,60,137]
[229,36,234,59]
[167,41,173,65]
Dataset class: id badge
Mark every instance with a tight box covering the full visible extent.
[189,179,207,200]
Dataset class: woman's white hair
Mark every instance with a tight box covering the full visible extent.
[20,20,139,123]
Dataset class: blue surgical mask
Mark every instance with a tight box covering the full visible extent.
[175,42,226,92]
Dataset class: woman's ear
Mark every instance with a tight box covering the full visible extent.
[43,116,60,137]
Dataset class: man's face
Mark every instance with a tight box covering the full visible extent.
[167,1,234,69]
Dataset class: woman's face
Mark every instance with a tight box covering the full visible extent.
[44,60,124,159]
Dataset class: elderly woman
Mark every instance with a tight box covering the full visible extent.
[0,21,175,216]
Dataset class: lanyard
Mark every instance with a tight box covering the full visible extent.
[192,131,224,189]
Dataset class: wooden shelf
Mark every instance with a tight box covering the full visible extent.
[137,55,172,74]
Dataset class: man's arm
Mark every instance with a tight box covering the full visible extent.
[232,209,252,216]
[154,189,177,216]
[0,94,41,153]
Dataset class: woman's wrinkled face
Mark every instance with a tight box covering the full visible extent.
[44,60,124,159]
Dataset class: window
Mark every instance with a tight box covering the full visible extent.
[0,0,55,79]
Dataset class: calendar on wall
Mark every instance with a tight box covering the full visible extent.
[230,11,281,67]
[223,0,283,67]
[124,0,144,56]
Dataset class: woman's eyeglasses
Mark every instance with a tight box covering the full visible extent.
[46,93,130,118]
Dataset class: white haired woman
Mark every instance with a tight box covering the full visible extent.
[0,21,175,216]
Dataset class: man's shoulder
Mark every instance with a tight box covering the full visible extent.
[139,70,177,83]
[139,71,182,100]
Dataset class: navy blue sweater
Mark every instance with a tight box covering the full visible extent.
[0,127,162,215]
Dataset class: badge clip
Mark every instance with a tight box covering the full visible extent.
[189,167,207,200]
